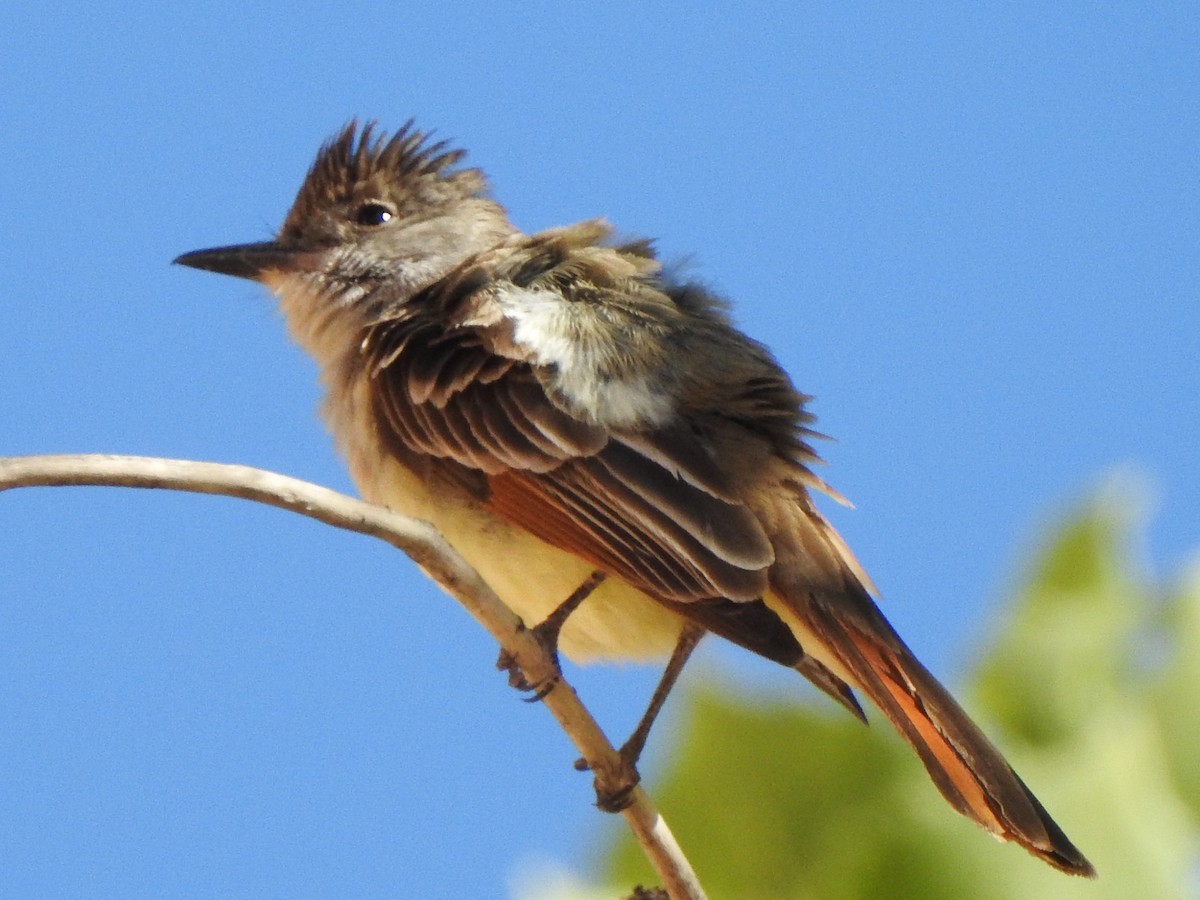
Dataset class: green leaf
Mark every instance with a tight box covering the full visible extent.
[1149,560,1200,819]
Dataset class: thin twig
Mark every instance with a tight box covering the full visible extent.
[0,453,706,900]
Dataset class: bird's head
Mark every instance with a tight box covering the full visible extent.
[175,121,512,310]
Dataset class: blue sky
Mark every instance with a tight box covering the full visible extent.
[2,3,1197,897]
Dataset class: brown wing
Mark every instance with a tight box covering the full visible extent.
[365,315,773,603]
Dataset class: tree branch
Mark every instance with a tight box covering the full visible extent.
[0,453,706,900]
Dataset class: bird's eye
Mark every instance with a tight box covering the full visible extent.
[354,202,395,226]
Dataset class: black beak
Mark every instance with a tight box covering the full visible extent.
[174,241,303,281]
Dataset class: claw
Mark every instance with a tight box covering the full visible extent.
[495,571,606,702]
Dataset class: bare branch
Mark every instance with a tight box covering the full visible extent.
[0,453,705,899]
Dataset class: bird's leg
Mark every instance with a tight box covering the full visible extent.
[496,570,606,700]
[580,622,706,813]
[620,622,705,766]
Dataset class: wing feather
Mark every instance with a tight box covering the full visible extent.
[363,309,774,603]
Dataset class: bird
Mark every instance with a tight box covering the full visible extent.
[176,121,1094,876]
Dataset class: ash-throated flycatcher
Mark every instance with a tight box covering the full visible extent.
[176,122,1092,876]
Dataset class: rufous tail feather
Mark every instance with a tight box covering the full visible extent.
[760,494,1094,876]
[798,591,1094,876]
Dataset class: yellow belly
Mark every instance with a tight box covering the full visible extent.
[350,450,685,663]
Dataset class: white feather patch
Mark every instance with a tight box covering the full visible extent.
[497,285,673,428]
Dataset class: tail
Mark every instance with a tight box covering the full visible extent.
[759,494,1095,877]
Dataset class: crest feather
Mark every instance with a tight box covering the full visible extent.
[281,120,487,237]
